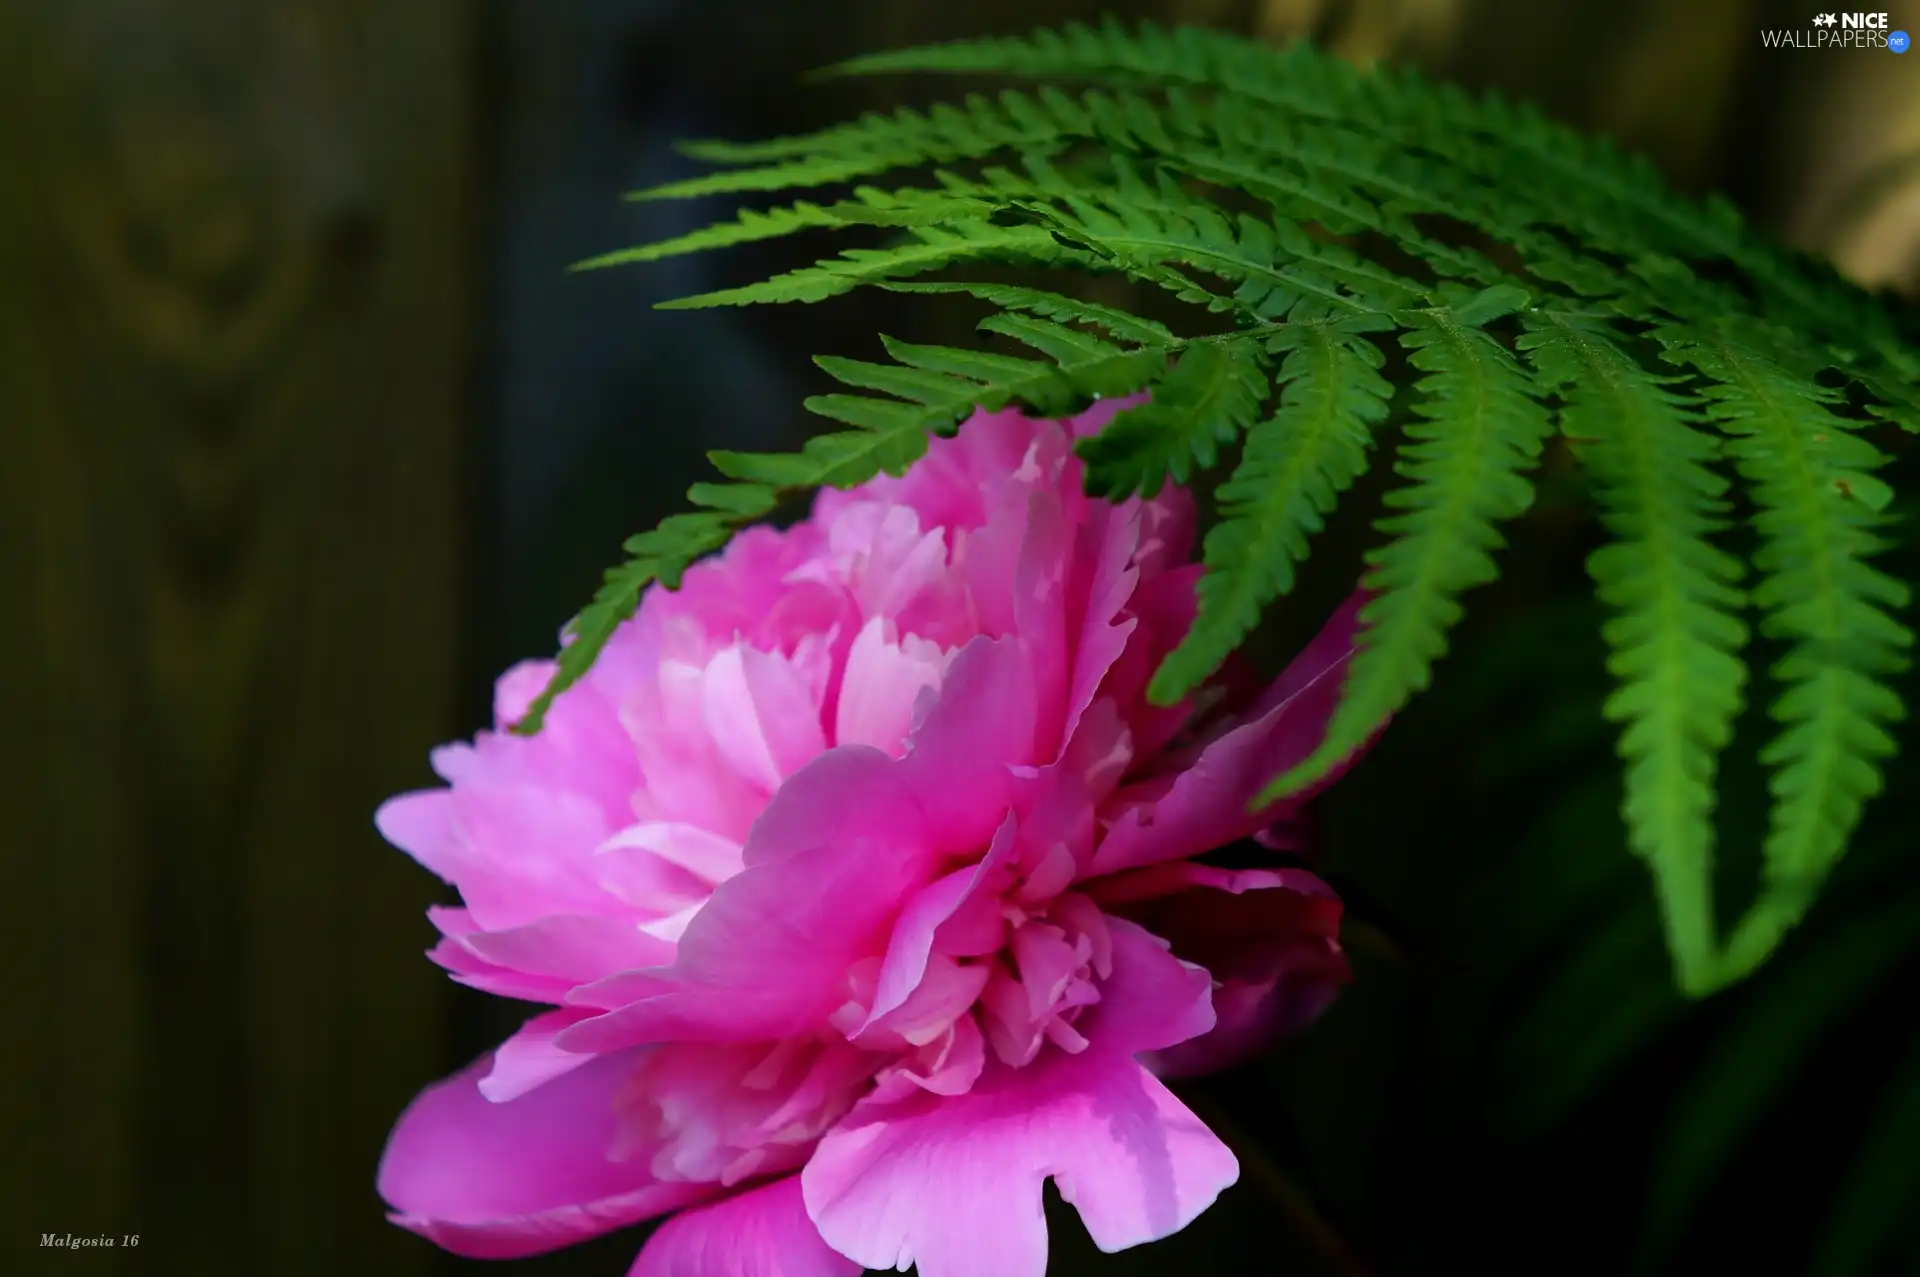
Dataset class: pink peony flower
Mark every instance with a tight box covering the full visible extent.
[375,400,1372,1277]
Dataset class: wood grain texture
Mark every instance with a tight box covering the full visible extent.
[0,1,472,1271]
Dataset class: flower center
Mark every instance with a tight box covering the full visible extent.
[827,877,1116,1104]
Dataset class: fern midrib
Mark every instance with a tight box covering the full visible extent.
[1371,320,1507,672]
[670,222,1080,307]
[1218,328,1344,618]
[1705,339,1858,981]
[1559,323,1728,985]
[1173,148,1504,291]
[1101,227,1380,318]
[1714,343,1846,659]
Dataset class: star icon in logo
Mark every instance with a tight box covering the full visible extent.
[1813,12,1837,24]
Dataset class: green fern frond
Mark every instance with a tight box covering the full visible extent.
[881,280,1177,345]
[514,509,737,734]
[1262,285,1552,804]
[519,21,1920,994]
[1077,336,1269,498]
[1659,327,1912,986]
[722,326,1169,491]
[571,202,843,270]
[1518,312,1750,992]
[658,219,1090,308]
[817,20,1913,377]
[1152,317,1391,701]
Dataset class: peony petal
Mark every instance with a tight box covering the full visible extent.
[834,617,951,755]
[1071,915,1217,1056]
[803,913,1227,1276]
[860,819,1016,1032]
[1089,863,1349,1079]
[1099,563,1203,762]
[701,645,829,793]
[481,1009,601,1102]
[425,908,576,1004]
[443,780,631,928]
[561,748,943,1050]
[805,1032,1234,1277]
[1061,501,1144,745]
[378,1048,713,1259]
[628,1176,860,1277]
[424,908,671,1004]
[1008,488,1076,760]
[377,791,462,883]
[897,636,1039,855]
[602,822,746,887]
[451,911,676,987]
[1087,591,1369,877]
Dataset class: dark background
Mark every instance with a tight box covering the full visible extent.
[5,0,1919,1274]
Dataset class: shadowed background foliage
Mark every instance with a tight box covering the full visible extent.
[3,0,1917,1274]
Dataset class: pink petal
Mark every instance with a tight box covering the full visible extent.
[834,617,950,754]
[378,1048,713,1259]
[454,911,674,986]
[481,1009,600,1102]
[425,908,575,1003]
[860,820,1016,1032]
[803,920,1235,1277]
[376,791,462,884]
[872,1011,987,1103]
[608,823,746,886]
[1070,915,1217,1057]
[1099,564,1203,762]
[628,1176,860,1277]
[896,636,1040,856]
[1062,502,1144,745]
[701,645,829,792]
[804,1054,1236,1277]
[1088,591,1370,878]
[561,748,943,1050]
[1089,863,1349,1079]
[443,780,631,928]
[1008,489,1075,760]
[630,664,769,845]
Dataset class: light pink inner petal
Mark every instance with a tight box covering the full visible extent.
[630,663,765,844]
[591,834,715,921]
[443,781,628,929]
[426,908,576,1004]
[454,912,677,990]
[377,791,461,884]
[834,617,953,754]
[604,822,745,887]
[701,645,829,793]
[481,1009,601,1103]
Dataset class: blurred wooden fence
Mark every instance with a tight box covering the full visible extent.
[0,2,472,1272]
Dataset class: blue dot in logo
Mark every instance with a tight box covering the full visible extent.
[1891,29,1912,52]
